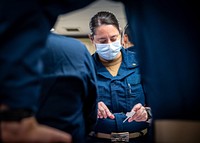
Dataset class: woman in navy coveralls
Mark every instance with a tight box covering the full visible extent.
[87,11,151,143]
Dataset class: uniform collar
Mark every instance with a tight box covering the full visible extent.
[93,48,138,65]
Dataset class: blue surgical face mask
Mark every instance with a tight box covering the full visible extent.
[95,40,122,60]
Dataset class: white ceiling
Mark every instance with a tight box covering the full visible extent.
[53,0,127,37]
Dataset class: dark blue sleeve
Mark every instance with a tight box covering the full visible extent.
[36,33,97,143]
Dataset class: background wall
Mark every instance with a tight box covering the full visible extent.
[51,0,126,55]
[78,38,95,55]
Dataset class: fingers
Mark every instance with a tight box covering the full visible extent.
[1,117,72,143]
[128,103,148,122]
[98,101,115,119]
[34,124,72,143]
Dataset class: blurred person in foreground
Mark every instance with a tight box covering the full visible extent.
[0,0,96,142]
[36,32,98,143]
[112,0,200,142]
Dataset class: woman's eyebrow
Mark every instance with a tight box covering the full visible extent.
[98,37,107,40]
[111,34,120,38]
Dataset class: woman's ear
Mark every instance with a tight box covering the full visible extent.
[88,34,94,42]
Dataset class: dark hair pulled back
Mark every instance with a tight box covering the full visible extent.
[89,11,120,36]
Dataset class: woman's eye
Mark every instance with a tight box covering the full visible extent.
[111,35,119,41]
[99,40,107,43]
[111,38,117,42]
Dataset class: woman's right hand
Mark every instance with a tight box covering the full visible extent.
[98,101,115,119]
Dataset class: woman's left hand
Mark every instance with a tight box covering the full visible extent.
[128,103,148,122]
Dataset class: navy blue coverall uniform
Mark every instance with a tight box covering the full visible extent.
[90,48,149,142]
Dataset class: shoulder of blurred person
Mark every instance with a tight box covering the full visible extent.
[0,1,97,143]
[112,0,200,119]
[111,0,200,142]
[36,32,97,143]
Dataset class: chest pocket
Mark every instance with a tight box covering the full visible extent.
[97,84,112,106]
[126,73,145,105]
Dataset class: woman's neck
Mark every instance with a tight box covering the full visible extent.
[100,52,122,66]
[100,52,122,76]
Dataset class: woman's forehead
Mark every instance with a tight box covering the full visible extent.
[94,25,119,37]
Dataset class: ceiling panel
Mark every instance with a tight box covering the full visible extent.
[53,0,127,37]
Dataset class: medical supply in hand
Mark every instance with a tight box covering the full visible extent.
[123,111,135,123]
